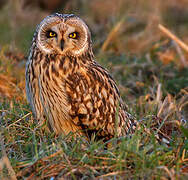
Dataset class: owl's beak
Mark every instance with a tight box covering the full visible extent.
[60,39,64,51]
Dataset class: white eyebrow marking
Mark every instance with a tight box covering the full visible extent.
[73,20,89,55]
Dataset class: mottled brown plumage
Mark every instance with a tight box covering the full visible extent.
[26,13,137,140]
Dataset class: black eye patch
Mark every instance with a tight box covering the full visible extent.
[46,30,57,38]
[68,32,79,39]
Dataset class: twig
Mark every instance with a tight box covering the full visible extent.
[41,150,63,161]
[102,19,124,52]
[156,83,162,103]
[157,166,175,180]
[158,24,188,53]
[157,96,168,117]
[96,171,125,179]
[7,112,31,128]
[173,41,188,68]
[91,155,125,163]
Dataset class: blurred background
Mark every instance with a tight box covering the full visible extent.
[0,0,187,53]
[1,1,188,178]
[0,0,188,106]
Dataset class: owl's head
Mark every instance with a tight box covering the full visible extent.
[35,13,92,56]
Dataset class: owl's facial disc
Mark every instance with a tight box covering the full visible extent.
[37,15,91,56]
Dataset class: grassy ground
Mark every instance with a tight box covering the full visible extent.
[0,0,188,179]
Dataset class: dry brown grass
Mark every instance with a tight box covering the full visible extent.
[0,0,188,179]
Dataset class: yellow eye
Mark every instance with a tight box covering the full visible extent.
[69,32,78,39]
[47,31,57,38]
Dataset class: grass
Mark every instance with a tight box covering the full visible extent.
[0,47,187,179]
[0,0,188,179]
[0,103,187,179]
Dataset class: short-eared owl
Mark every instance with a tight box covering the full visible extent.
[26,13,137,140]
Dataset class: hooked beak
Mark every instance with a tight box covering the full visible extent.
[60,39,64,51]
